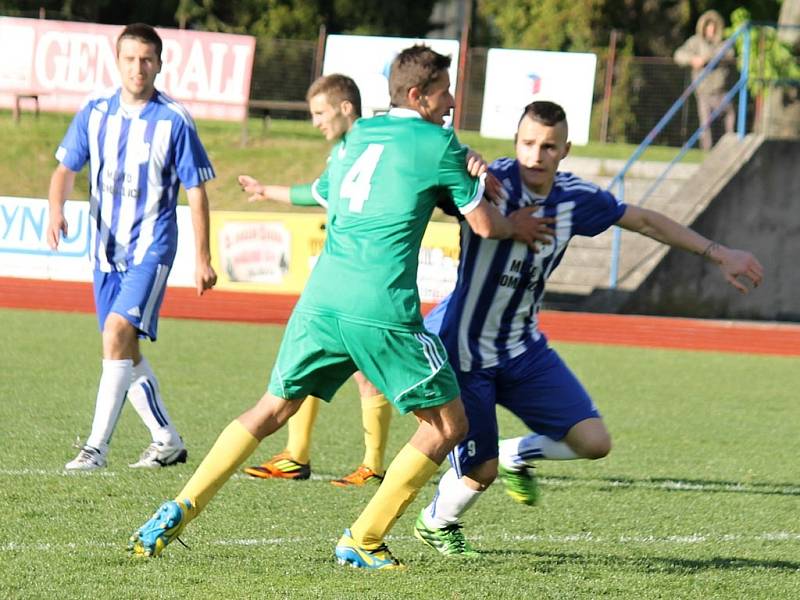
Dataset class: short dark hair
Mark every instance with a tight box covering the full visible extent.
[518,101,567,128]
[117,23,162,61]
[306,74,362,118]
[388,45,451,106]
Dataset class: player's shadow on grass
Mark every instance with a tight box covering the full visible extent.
[541,474,800,497]
[485,550,800,574]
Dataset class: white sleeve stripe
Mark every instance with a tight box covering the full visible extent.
[311,178,328,209]
[458,174,486,216]
[560,182,598,193]
[164,99,196,130]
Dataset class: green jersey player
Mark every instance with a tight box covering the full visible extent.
[130,44,548,570]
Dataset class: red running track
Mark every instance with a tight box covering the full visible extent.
[2,276,798,357]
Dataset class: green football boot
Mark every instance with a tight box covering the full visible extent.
[498,463,540,506]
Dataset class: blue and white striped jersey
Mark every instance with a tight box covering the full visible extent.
[438,157,627,371]
[56,89,215,272]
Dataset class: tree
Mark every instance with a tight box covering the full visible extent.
[475,0,782,57]
[766,0,800,137]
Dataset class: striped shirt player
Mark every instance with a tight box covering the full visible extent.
[431,160,626,477]
[415,100,763,558]
[48,24,217,472]
[56,89,214,285]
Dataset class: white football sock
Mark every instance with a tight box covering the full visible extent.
[499,434,580,468]
[423,468,482,529]
[127,356,180,445]
[85,359,133,453]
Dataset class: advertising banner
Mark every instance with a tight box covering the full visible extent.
[0,17,255,121]
[0,197,461,303]
[212,211,327,294]
[322,35,459,118]
[212,212,460,302]
[480,48,597,144]
[0,196,196,285]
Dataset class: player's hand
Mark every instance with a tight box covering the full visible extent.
[238,175,268,202]
[465,149,488,178]
[691,56,706,69]
[508,206,555,250]
[484,173,504,205]
[196,262,217,297]
[712,246,764,294]
[47,213,68,250]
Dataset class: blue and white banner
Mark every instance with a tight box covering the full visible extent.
[0,196,196,286]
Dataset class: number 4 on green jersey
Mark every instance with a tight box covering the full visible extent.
[340,143,384,213]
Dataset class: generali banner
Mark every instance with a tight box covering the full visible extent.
[0,17,255,121]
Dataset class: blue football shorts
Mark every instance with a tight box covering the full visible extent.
[93,258,171,341]
[447,335,601,477]
[422,295,449,335]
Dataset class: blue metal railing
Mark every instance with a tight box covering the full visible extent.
[607,22,752,288]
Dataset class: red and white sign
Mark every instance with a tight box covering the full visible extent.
[0,17,255,121]
[218,222,291,284]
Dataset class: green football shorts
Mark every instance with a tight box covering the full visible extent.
[268,311,460,414]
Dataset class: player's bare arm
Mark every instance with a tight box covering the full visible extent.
[186,184,217,296]
[617,204,763,293]
[47,164,77,250]
[237,174,292,204]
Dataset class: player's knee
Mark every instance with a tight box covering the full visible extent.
[101,313,138,357]
[466,461,497,488]
[353,371,379,397]
[581,433,612,460]
[440,411,468,446]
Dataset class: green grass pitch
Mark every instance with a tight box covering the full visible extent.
[1,307,798,599]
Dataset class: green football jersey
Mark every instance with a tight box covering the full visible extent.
[295,110,483,330]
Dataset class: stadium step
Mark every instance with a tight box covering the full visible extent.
[544,133,764,311]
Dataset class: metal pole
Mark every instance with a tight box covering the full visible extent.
[599,29,618,144]
[313,24,327,80]
[454,0,472,130]
[609,177,624,288]
[737,23,751,139]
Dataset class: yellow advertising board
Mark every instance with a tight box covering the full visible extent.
[210,211,461,302]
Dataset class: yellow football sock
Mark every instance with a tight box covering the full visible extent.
[350,444,439,549]
[360,394,391,474]
[176,419,259,522]
[286,395,320,464]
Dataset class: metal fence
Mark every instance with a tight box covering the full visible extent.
[4,9,789,145]
[247,39,723,146]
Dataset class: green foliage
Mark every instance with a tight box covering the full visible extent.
[730,8,800,96]
[1,307,799,598]
[328,0,439,37]
[477,0,601,52]
[590,33,639,143]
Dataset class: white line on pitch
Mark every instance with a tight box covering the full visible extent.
[2,468,797,496]
[2,532,799,554]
